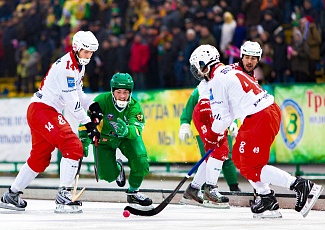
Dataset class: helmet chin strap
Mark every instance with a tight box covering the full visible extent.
[202,62,221,81]
[203,76,210,81]
[116,100,128,108]
[112,93,132,112]
[76,55,90,65]
[74,51,90,65]
[200,60,220,81]
[201,69,212,81]
[199,65,211,81]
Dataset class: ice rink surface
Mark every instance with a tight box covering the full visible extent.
[1,200,325,230]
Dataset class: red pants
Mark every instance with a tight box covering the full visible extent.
[26,102,83,172]
[192,103,229,161]
[232,103,281,182]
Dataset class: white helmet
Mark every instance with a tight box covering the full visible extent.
[72,31,99,65]
[240,41,262,60]
[189,44,220,81]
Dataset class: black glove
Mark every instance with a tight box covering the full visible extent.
[88,102,103,124]
[84,122,100,143]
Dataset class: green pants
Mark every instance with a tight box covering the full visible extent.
[195,135,238,186]
[95,135,149,189]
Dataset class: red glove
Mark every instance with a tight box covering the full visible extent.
[204,129,227,151]
[198,98,212,125]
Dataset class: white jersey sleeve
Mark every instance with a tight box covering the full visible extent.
[31,52,91,125]
[208,65,274,134]
[197,80,209,100]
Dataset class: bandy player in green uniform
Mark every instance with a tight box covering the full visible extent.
[79,73,152,208]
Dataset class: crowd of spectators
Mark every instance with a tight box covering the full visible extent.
[0,0,324,94]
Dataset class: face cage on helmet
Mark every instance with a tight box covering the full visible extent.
[190,64,204,81]
[190,58,217,81]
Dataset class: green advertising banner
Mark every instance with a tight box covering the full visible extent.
[133,89,201,163]
[275,84,325,163]
[131,84,325,164]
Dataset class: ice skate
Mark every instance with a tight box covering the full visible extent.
[180,184,204,206]
[0,188,27,211]
[116,159,126,187]
[203,184,230,209]
[127,190,153,211]
[290,177,324,218]
[249,189,258,206]
[251,190,282,219]
[54,187,82,214]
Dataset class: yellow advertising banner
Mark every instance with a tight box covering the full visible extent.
[133,89,201,163]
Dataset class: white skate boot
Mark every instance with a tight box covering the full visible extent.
[0,188,27,211]
[54,187,82,213]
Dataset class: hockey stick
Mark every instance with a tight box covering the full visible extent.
[124,149,213,216]
[94,138,99,182]
[72,158,86,202]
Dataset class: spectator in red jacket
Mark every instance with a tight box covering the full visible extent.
[128,33,150,90]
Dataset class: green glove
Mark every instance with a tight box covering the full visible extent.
[78,125,91,157]
[116,118,129,137]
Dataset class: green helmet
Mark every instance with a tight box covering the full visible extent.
[110,73,134,92]
[110,73,134,111]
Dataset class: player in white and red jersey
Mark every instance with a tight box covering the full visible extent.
[189,44,323,218]
[0,31,102,213]
[179,79,231,208]
[179,41,264,207]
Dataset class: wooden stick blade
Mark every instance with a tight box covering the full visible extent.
[72,174,85,202]
[72,187,86,202]
[73,174,80,196]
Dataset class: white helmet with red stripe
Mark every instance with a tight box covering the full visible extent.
[189,44,220,81]
[72,31,99,65]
